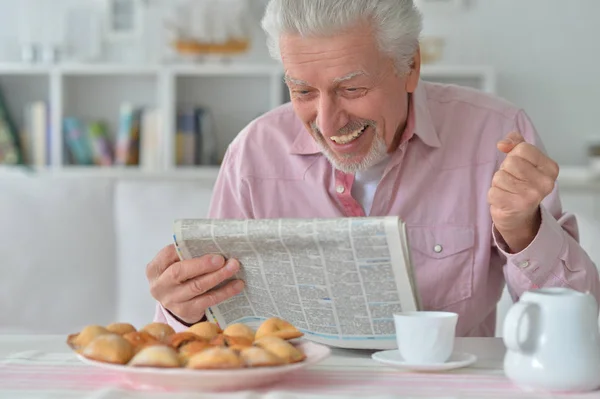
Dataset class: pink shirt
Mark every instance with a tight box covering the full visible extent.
[155,80,600,337]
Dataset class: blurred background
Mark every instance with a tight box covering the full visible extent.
[0,0,599,336]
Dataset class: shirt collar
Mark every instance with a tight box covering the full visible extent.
[411,80,442,148]
[289,122,322,155]
[289,79,441,155]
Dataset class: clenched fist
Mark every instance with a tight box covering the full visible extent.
[146,244,245,324]
[488,131,559,253]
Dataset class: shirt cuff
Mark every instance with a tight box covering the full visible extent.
[493,204,567,285]
[157,304,207,332]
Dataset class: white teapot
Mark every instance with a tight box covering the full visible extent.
[503,287,600,392]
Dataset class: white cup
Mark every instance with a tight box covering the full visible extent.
[393,311,458,364]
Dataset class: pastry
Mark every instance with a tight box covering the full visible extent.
[165,332,204,350]
[255,317,303,340]
[223,323,255,342]
[178,340,212,365]
[187,321,222,341]
[254,336,306,363]
[67,318,308,370]
[106,322,136,335]
[186,347,244,370]
[209,334,253,350]
[141,322,175,342]
[81,333,134,365]
[123,331,161,354]
[129,345,180,368]
[67,325,110,351]
[239,346,285,367]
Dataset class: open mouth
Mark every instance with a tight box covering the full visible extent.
[329,125,368,145]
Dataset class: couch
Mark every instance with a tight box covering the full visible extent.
[1,168,599,337]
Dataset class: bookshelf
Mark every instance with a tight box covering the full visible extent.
[0,62,495,175]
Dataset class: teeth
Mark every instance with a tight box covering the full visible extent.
[330,126,367,144]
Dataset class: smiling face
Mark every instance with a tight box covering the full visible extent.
[281,20,420,173]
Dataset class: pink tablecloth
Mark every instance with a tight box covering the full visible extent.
[1,336,599,399]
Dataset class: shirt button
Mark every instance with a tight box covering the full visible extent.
[518,260,530,269]
[433,244,443,253]
[336,185,345,194]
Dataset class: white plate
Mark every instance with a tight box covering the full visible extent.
[371,350,477,371]
[76,341,330,392]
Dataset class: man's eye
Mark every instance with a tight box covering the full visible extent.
[342,87,367,97]
[292,89,313,99]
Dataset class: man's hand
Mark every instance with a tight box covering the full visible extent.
[146,244,245,324]
[488,131,559,253]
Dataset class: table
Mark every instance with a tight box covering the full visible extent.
[0,335,597,398]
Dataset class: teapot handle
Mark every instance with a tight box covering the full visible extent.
[503,301,534,353]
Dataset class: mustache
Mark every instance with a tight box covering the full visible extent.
[310,119,376,136]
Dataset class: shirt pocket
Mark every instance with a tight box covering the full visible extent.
[407,225,475,310]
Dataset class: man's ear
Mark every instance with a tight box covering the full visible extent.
[405,47,421,93]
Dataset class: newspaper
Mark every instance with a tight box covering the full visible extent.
[172,217,421,350]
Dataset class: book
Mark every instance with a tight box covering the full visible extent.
[195,107,219,165]
[172,216,421,350]
[115,104,142,166]
[175,105,219,166]
[87,122,113,166]
[21,102,49,167]
[175,107,197,166]
[139,107,162,170]
[0,86,23,165]
[63,117,94,165]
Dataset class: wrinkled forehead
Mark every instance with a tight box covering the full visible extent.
[284,70,369,86]
[280,31,386,87]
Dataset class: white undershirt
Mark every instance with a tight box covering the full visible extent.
[351,156,390,215]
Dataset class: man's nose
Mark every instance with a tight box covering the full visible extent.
[316,96,346,136]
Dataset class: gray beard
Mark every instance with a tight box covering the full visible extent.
[311,120,387,174]
[314,129,389,174]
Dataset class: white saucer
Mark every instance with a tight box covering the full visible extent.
[371,350,477,371]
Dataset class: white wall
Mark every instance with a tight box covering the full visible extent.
[0,0,598,165]
[0,0,271,64]
[420,0,600,166]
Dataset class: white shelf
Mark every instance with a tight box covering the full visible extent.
[59,64,161,76]
[171,63,282,77]
[0,62,495,78]
[0,165,221,180]
[0,62,283,77]
[0,63,56,75]
[0,62,496,172]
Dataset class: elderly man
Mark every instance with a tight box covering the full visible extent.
[146,0,600,337]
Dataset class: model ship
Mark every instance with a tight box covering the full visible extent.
[167,0,252,56]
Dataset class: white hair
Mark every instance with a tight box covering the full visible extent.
[261,0,423,74]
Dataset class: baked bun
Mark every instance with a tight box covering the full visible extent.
[178,340,212,365]
[254,336,306,364]
[122,331,161,354]
[67,325,110,351]
[129,345,180,368]
[81,334,134,365]
[239,346,285,367]
[106,322,136,336]
[186,347,244,370]
[165,332,204,350]
[223,323,255,342]
[209,334,253,350]
[186,321,222,341]
[255,317,303,340]
[141,322,175,342]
